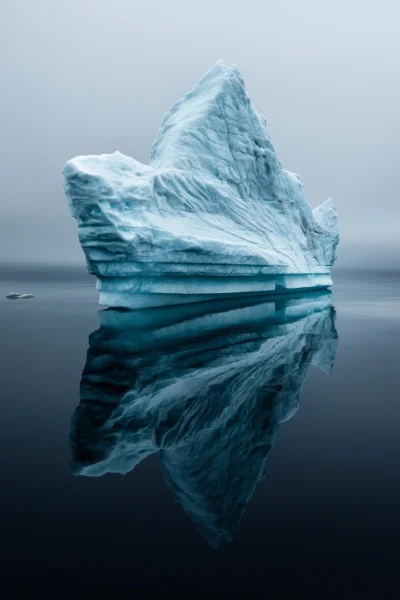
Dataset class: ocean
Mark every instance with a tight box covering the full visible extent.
[1,267,399,595]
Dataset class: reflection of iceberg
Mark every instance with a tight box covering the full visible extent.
[64,60,339,309]
[71,292,337,547]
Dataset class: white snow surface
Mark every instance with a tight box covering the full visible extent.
[63,60,339,308]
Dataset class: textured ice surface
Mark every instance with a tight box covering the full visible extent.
[70,291,338,546]
[64,60,339,308]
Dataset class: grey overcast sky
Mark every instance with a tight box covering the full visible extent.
[0,0,399,267]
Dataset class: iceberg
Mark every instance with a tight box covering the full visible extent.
[70,291,338,546]
[63,60,339,309]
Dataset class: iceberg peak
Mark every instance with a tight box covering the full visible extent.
[63,61,339,309]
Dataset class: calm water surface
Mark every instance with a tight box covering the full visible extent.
[0,268,399,595]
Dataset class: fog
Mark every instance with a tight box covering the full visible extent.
[1,0,399,267]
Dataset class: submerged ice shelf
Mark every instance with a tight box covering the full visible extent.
[64,60,339,308]
[70,291,338,546]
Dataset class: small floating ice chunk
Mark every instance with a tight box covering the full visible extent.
[5,292,34,299]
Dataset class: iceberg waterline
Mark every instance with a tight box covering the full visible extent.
[70,291,338,546]
[63,60,339,309]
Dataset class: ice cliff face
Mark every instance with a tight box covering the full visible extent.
[63,60,339,309]
[70,292,338,546]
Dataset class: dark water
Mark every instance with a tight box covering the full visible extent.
[1,268,399,595]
